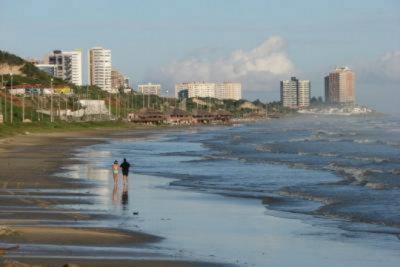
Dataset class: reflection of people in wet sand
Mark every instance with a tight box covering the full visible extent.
[112,182,118,203]
[120,158,131,185]
[121,182,128,206]
[112,160,119,184]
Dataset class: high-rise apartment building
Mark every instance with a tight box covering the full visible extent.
[138,83,161,95]
[297,80,311,107]
[89,47,112,91]
[175,82,242,100]
[280,77,310,109]
[49,50,82,85]
[111,69,125,90]
[324,67,355,104]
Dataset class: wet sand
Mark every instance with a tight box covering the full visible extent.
[0,130,228,267]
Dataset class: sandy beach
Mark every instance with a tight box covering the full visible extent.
[0,129,229,267]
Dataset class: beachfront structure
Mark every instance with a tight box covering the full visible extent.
[89,47,112,92]
[138,83,161,95]
[280,77,310,109]
[175,82,242,100]
[48,50,82,86]
[324,67,355,104]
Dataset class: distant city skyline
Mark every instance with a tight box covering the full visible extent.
[0,0,399,113]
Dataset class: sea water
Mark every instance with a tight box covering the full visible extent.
[71,114,400,266]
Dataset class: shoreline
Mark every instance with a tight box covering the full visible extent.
[0,129,230,266]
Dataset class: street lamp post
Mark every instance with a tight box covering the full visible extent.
[2,75,6,123]
[10,73,13,124]
[50,78,54,122]
[108,91,111,119]
[22,90,25,122]
[0,75,2,118]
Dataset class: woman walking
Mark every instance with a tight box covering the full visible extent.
[112,160,119,184]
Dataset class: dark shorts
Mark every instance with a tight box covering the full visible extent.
[122,171,129,176]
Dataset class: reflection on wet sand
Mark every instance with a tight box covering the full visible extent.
[112,182,119,204]
[112,180,129,209]
[122,182,129,208]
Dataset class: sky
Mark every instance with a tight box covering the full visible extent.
[1,0,399,113]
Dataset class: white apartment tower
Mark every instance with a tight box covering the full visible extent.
[49,50,82,85]
[297,80,311,107]
[280,77,310,109]
[89,47,112,91]
[175,82,242,100]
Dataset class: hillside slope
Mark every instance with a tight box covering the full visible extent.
[0,50,66,86]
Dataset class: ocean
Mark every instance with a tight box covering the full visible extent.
[70,114,400,266]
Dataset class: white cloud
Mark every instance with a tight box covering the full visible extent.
[149,36,295,92]
[378,51,400,80]
[358,50,400,82]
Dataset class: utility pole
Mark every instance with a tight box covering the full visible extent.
[108,92,111,119]
[50,78,54,122]
[58,94,61,118]
[0,75,3,121]
[1,75,4,123]
[10,73,13,124]
[37,90,40,121]
[2,79,5,123]
[22,92,25,122]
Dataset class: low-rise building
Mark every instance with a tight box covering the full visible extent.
[138,83,161,95]
[42,88,54,95]
[128,108,166,124]
[54,85,72,94]
[175,82,242,100]
[9,88,26,95]
[166,108,193,124]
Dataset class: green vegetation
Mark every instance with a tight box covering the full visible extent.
[310,96,325,107]
[0,120,135,138]
[0,50,66,86]
[0,50,25,66]
[266,101,294,114]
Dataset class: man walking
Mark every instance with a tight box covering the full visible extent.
[120,158,131,185]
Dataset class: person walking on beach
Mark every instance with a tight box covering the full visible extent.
[112,160,119,184]
[120,158,131,185]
